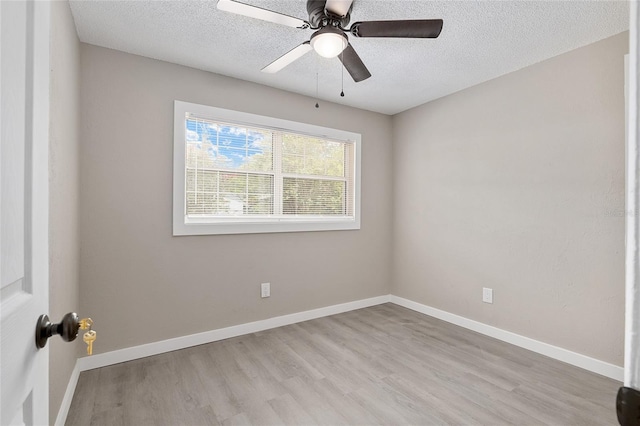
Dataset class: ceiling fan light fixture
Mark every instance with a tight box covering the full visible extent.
[310,27,348,58]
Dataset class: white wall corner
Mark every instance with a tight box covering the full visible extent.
[54,360,81,426]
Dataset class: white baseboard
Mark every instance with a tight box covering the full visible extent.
[54,360,81,426]
[389,295,624,381]
[57,293,624,425]
[76,295,391,372]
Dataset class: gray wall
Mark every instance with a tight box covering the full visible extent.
[49,1,81,424]
[392,32,628,366]
[79,44,393,353]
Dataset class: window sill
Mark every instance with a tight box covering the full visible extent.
[173,217,360,236]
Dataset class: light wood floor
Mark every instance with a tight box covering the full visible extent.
[66,303,620,425]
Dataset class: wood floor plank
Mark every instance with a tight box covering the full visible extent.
[379,373,481,425]
[188,348,242,423]
[66,303,620,425]
[267,393,316,425]
[303,377,384,425]
[221,401,282,426]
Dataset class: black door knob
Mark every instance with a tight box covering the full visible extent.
[35,312,80,349]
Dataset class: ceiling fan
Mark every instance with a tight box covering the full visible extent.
[217,0,443,82]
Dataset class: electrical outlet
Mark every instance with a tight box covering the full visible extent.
[482,287,493,304]
[261,282,270,298]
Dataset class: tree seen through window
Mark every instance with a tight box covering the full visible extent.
[185,118,350,217]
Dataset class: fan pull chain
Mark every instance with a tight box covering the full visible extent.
[340,50,345,97]
[315,71,319,108]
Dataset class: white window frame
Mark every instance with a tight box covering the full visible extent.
[173,100,362,236]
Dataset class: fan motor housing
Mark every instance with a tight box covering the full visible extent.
[307,0,351,28]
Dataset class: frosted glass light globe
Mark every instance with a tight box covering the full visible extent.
[311,28,348,58]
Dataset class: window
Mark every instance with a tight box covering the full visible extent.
[173,101,361,235]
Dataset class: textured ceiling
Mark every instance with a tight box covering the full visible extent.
[69,0,629,115]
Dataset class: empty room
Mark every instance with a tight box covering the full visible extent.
[2,0,640,425]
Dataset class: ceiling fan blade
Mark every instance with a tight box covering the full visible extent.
[325,0,353,17]
[262,42,313,73]
[339,44,371,83]
[351,19,443,38]
[217,0,308,29]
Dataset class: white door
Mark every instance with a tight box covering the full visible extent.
[0,0,50,425]
[626,0,640,392]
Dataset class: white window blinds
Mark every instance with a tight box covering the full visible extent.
[185,115,355,219]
